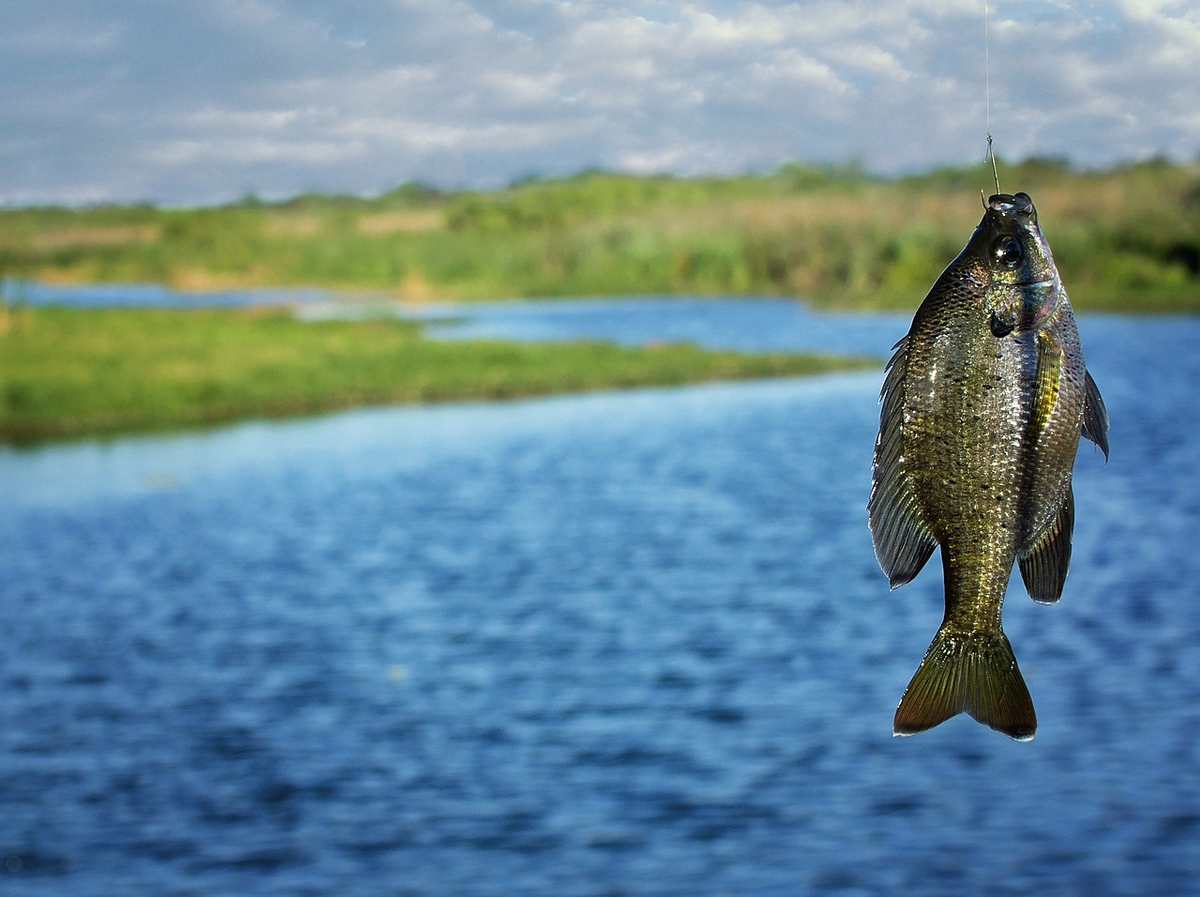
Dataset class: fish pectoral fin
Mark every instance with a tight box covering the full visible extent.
[893,626,1036,741]
[1082,369,1110,460]
[1030,329,1063,441]
[1018,487,1075,605]
[869,336,937,587]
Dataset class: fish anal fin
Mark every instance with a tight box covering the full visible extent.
[869,336,938,587]
[1082,370,1109,460]
[1019,487,1075,605]
[893,626,1036,741]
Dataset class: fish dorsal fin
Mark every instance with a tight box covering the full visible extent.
[1082,370,1109,460]
[1018,486,1075,604]
[869,337,937,587]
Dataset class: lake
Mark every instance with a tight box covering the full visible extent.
[1,291,1198,895]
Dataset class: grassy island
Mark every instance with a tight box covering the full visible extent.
[0,305,870,443]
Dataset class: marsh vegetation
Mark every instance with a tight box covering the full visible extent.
[2,157,1197,313]
[3,157,1196,441]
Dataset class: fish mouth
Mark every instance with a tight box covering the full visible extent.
[988,192,1034,215]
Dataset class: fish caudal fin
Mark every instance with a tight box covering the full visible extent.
[893,626,1036,741]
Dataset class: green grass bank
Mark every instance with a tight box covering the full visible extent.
[0,305,871,443]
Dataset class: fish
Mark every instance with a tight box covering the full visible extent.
[868,192,1109,741]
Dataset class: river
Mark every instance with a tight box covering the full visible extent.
[1,291,1197,895]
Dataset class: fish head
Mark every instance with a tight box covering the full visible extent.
[969,192,1063,337]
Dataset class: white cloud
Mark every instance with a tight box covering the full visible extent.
[749,51,853,98]
[0,0,1197,205]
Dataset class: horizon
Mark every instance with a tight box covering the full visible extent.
[3,152,1195,213]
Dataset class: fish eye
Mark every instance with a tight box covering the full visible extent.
[995,236,1024,268]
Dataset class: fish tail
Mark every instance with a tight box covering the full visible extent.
[893,625,1036,741]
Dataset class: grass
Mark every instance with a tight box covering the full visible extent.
[0,305,872,443]
[2,157,1198,312]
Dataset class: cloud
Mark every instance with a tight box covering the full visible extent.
[0,0,1197,205]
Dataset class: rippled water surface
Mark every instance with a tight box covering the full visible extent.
[1,295,1198,895]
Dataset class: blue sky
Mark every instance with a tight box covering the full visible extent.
[1,0,1196,205]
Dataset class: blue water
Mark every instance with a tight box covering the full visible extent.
[3,279,327,309]
[2,291,1199,895]
[9,278,906,356]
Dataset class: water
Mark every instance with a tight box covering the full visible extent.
[8,278,904,356]
[2,292,1199,895]
[388,296,911,357]
[3,280,327,309]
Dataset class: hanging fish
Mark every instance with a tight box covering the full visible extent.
[869,192,1109,741]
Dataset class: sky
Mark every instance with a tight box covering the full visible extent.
[1,0,1197,206]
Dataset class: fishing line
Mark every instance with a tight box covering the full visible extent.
[983,0,1000,195]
